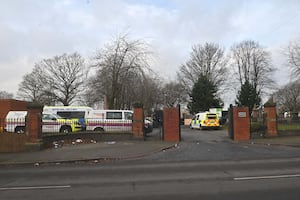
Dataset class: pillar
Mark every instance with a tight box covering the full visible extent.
[264,106,277,137]
[26,103,43,143]
[233,107,250,141]
[132,103,144,139]
[163,107,181,142]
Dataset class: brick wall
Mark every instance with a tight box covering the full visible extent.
[233,107,250,141]
[163,107,180,142]
[26,103,43,143]
[0,133,28,152]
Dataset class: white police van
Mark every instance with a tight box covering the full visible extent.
[5,111,82,133]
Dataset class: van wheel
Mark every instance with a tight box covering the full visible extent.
[15,127,25,133]
[60,126,72,134]
[94,127,104,132]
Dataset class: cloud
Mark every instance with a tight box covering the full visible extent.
[0,0,299,101]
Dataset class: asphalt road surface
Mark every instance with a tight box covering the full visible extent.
[1,127,299,199]
[144,127,300,162]
[0,158,300,200]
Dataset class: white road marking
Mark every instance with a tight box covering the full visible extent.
[234,174,300,181]
[0,185,71,190]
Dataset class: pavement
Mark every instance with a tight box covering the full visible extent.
[0,130,299,166]
[251,136,300,147]
[0,140,176,166]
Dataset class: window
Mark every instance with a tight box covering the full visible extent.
[42,114,52,120]
[57,111,85,119]
[42,114,59,120]
[124,112,133,120]
[106,112,122,120]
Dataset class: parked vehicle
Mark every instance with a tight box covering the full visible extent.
[43,106,93,131]
[190,112,220,130]
[5,111,82,133]
[86,110,133,132]
[43,106,93,119]
[86,110,153,133]
[5,111,27,133]
[144,117,153,133]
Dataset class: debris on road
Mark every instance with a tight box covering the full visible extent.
[105,141,116,145]
[76,138,83,143]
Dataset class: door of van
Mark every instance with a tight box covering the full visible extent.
[104,111,133,132]
[42,113,59,133]
[106,111,123,132]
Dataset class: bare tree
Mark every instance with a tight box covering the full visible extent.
[17,67,54,104]
[90,34,152,109]
[287,39,300,79]
[0,91,13,99]
[274,80,300,114]
[161,81,186,107]
[230,40,275,100]
[125,74,161,114]
[18,53,87,106]
[177,42,228,94]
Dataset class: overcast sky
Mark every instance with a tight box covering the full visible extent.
[1,0,300,103]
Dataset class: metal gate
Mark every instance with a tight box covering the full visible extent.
[250,107,266,138]
[228,105,234,139]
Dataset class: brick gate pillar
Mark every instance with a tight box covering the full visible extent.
[132,103,144,140]
[233,107,250,141]
[163,107,181,142]
[264,106,277,137]
[26,103,43,143]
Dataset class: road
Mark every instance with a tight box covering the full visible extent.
[1,127,300,199]
[0,158,300,199]
[144,127,300,162]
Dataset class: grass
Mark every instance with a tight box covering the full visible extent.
[278,123,300,131]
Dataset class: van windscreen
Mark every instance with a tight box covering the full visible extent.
[124,112,133,120]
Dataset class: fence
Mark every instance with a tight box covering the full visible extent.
[3,117,26,133]
[85,119,133,133]
[1,118,135,135]
[277,112,300,135]
[251,110,300,137]
[2,118,79,134]
[250,108,266,138]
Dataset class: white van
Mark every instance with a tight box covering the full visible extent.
[190,112,220,130]
[43,106,93,119]
[5,111,82,133]
[5,111,27,133]
[86,110,133,132]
